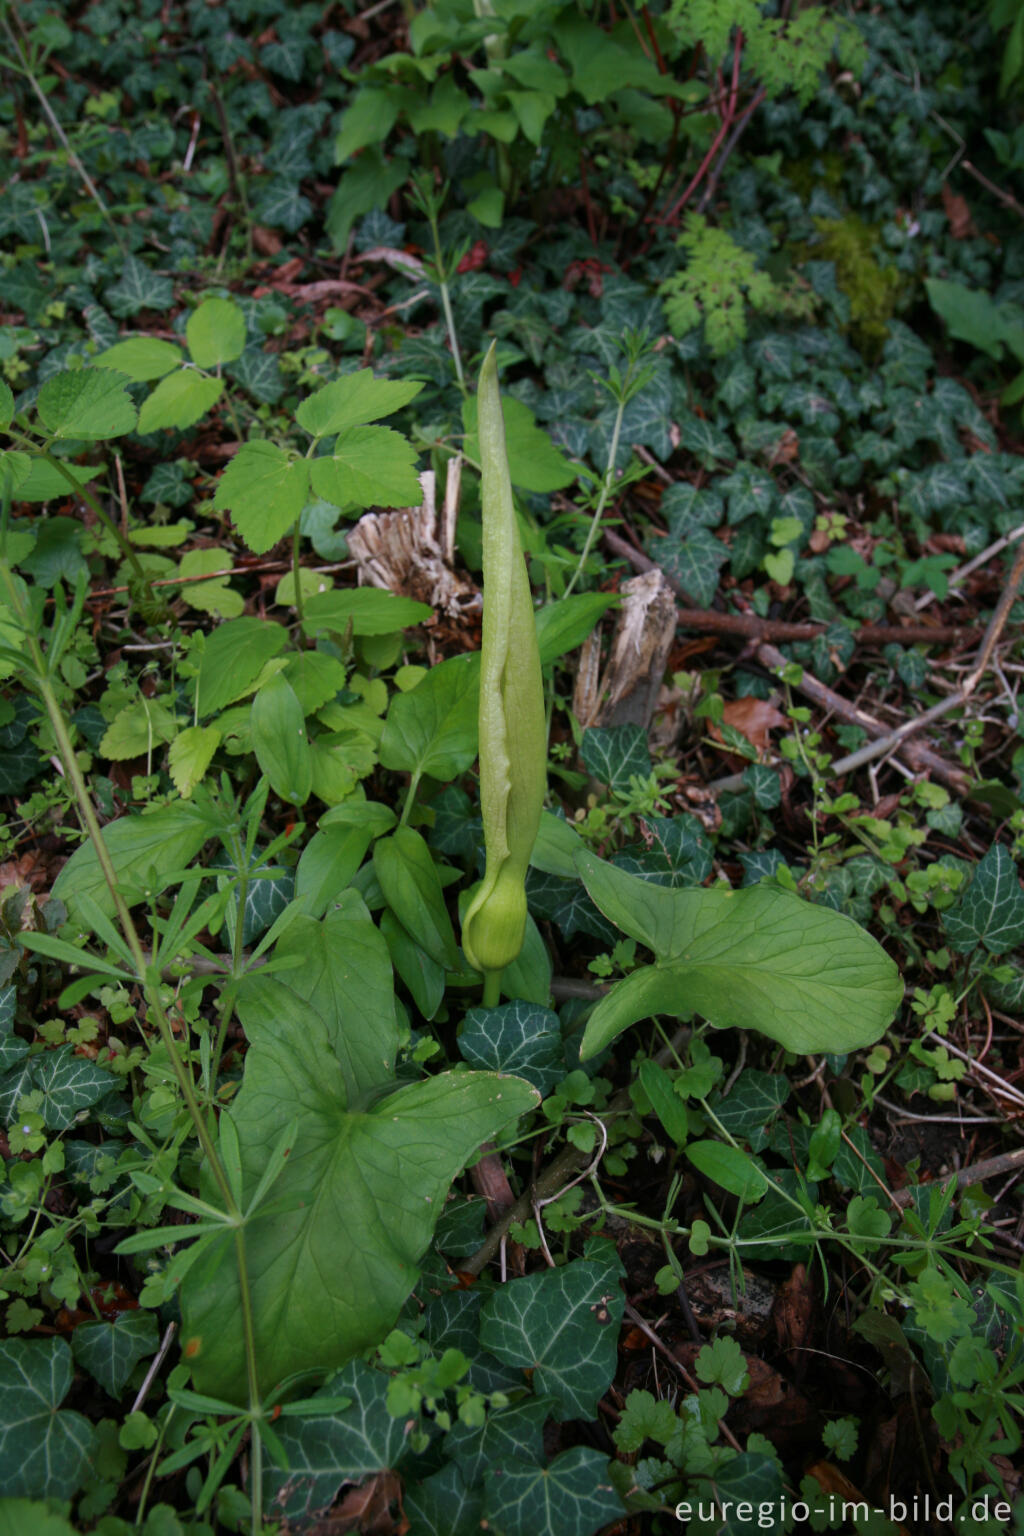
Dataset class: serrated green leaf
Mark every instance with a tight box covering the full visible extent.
[168,725,221,798]
[37,369,137,441]
[93,337,182,381]
[308,425,421,510]
[0,379,14,430]
[213,441,311,554]
[296,372,424,439]
[138,369,223,433]
[186,298,247,369]
[479,1244,625,1419]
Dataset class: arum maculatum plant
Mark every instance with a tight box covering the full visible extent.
[462,341,548,1004]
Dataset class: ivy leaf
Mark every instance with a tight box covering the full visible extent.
[483,1446,625,1536]
[308,425,422,510]
[37,370,136,441]
[296,372,424,439]
[70,1313,159,1398]
[263,1360,407,1523]
[661,526,729,607]
[580,724,652,793]
[525,869,618,944]
[0,1338,97,1499]
[405,1462,484,1536]
[458,1000,564,1095]
[105,255,173,318]
[677,415,734,467]
[33,1046,117,1130]
[479,1243,625,1419]
[213,441,311,554]
[138,369,223,433]
[186,298,247,369]
[714,1069,788,1151]
[943,844,1024,955]
[614,814,713,887]
[228,347,284,405]
[253,179,313,234]
[0,987,28,1073]
[445,1396,552,1486]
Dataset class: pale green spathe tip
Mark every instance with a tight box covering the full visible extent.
[462,343,547,976]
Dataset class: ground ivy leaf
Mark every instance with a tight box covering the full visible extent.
[714,1069,789,1152]
[296,372,424,439]
[483,1446,625,1536]
[70,1313,158,1399]
[943,843,1024,955]
[263,1359,408,1523]
[614,813,713,887]
[213,441,311,554]
[458,1000,563,1095]
[445,1396,552,1487]
[37,369,137,440]
[478,1242,625,1419]
[138,369,223,434]
[0,1337,97,1499]
[308,425,422,510]
[180,1033,538,1401]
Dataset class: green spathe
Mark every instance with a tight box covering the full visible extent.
[462,343,547,975]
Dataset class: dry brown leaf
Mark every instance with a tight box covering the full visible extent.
[941,182,977,240]
[773,1262,815,1356]
[719,696,787,751]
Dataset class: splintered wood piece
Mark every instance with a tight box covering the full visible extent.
[346,464,480,618]
[574,569,679,733]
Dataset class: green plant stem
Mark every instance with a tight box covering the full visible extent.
[482,969,502,1007]
[562,394,628,599]
[1,564,265,1443]
[38,448,150,585]
[1,13,125,254]
[291,518,305,625]
[423,209,466,392]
